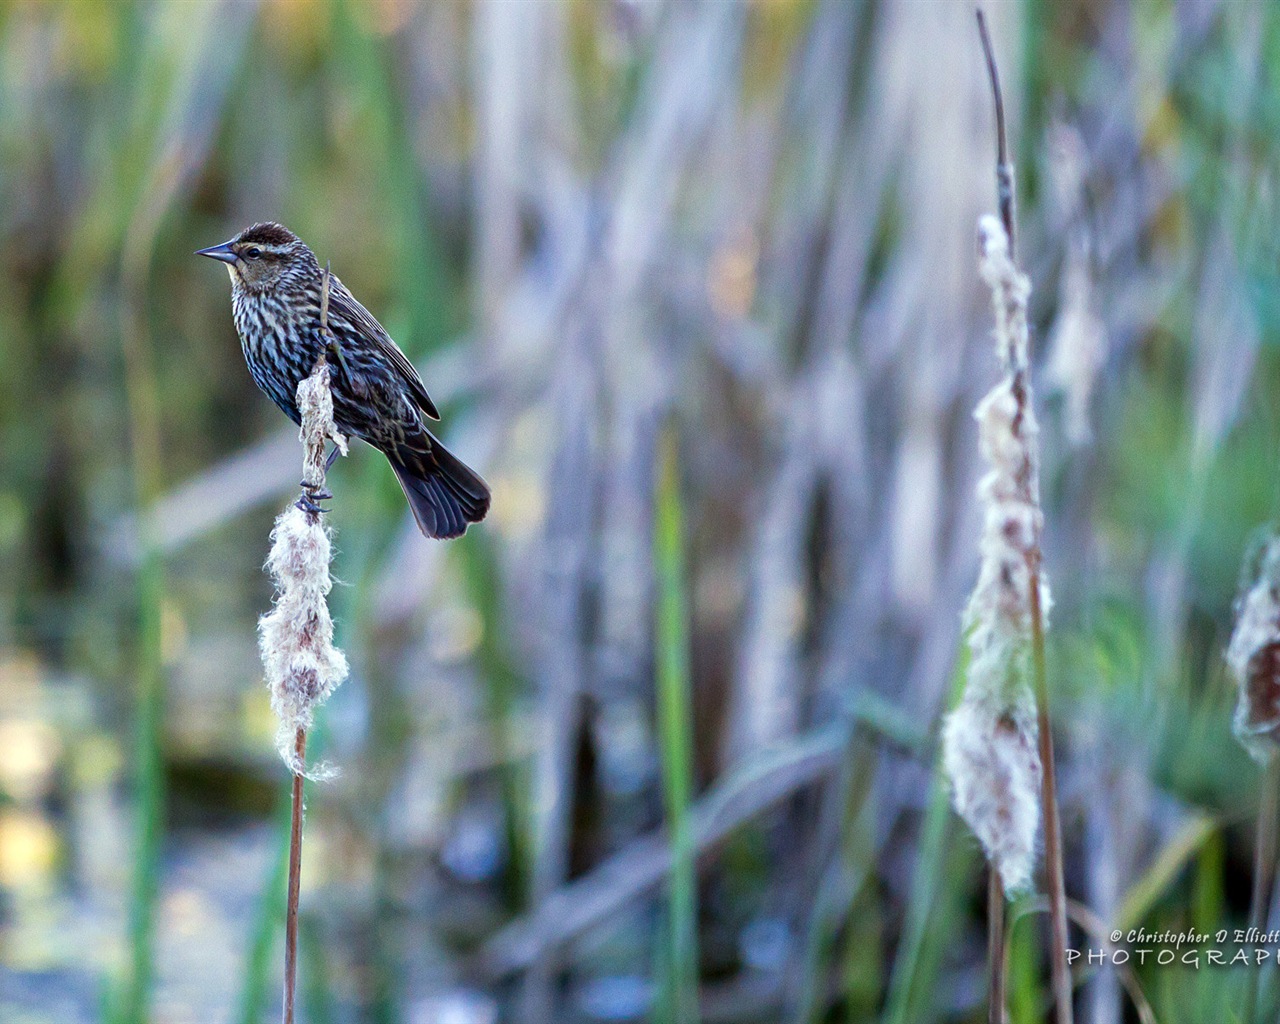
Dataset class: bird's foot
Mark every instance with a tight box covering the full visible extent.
[295,486,331,517]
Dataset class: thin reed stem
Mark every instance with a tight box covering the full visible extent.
[284,726,307,1024]
[977,13,1073,1024]
[988,869,1005,1024]
[977,10,1016,260]
[654,421,699,1024]
[1244,759,1279,1024]
[1030,572,1072,1024]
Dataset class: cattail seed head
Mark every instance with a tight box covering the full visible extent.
[977,214,1030,370]
[1229,537,1280,763]
[943,699,1041,893]
[298,365,348,490]
[259,362,348,775]
[943,215,1047,896]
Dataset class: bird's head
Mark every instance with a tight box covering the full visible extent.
[196,222,315,293]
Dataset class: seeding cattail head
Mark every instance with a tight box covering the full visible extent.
[977,215,1030,372]
[298,363,347,491]
[943,214,1047,896]
[258,362,348,774]
[943,699,1041,893]
[1229,536,1280,763]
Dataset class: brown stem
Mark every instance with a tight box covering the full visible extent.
[1029,569,1073,1024]
[976,9,1016,260]
[1244,760,1280,1024]
[988,868,1006,1024]
[283,727,307,1024]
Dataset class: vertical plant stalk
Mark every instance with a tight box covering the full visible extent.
[1029,563,1072,1024]
[1245,760,1279,1024]
[654,422,700,1024]
[943,198,1046,1019]
[977,13,1073,1024]
[259,266,349,1024]
[977,11,1015,266]
[284,727,307,1024]
[988,869,1005,1024]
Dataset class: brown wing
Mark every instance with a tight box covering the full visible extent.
[327,275,440,420]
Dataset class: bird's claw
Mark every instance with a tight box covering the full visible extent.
[296,485,331,517]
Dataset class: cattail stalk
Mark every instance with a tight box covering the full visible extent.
[987,870,1005,1024]
[1245,760,1278,1024]
[259,266,348,1023]
[942,211,1046,1020]
[1228,535,1280,1023]
[981,9,1073,1016]
[1031,560,1071,1024]
[944,15,1073,1024]
[284,727,306,1024]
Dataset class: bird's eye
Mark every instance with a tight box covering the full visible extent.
[245,246,262,260]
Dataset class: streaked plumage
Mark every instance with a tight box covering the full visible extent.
[198,222,489,539]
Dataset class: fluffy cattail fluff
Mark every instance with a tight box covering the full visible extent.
[1229,536,1280,763]
[942,215,1049,896]
[259,361,349,774]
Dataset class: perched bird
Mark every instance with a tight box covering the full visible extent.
[197,222,489,539]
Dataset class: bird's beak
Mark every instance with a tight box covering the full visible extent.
[195,240,239,265]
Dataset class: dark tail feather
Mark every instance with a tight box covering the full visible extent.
[388,438,490,540]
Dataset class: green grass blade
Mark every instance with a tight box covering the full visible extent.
[1113,813,1217,934]
[653,423,700,1024]
[331,0,458,356]
[879,756,958,1024]
[880,649,970,1024]
[114,548,165,1024]
[790,732,874,1024]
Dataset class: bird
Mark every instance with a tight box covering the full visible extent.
[197,222,489,539]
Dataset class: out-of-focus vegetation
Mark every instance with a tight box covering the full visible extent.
[2,1,1280,1022]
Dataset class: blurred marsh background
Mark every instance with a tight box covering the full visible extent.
[3,0,1280,1022]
